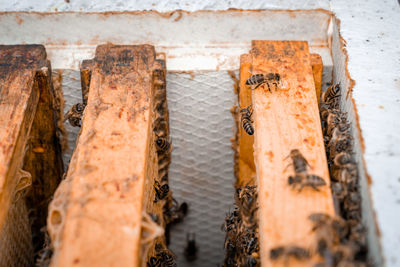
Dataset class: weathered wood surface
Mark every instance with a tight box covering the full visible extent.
[48,44,165,267]
[0,45,47,231]
[236,52,324,186]
[247,41,335,266]
[22,58,64,255]
[0,45,51,266]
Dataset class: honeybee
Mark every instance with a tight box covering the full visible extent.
[288,174,326,191]
[149,244,177,267]
[343,192,361,212]
[238,185,258,229]
[330,137,354,157]
[164,198,188,225]
[331,182,347,202]
[64,103,86,127]
[285,149,311,174]
[309,213,348,241]
[184,232,198,262]
[154,180,169,203]
[245,255,259,267]
[246,73,281,91]
[244,233,259,255]
[349,223,366,248]
[157,249,177,267]
[240,105,254,135]
[147,256,159,267]
[155,134,171,153]
[270,246,310,261]
[323,84,341,105]
[333,152,354,168]
[223,208,239,235]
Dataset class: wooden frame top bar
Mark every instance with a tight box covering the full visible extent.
[0,45,46,231]
[249,41,335,266]
[48,44,159,267]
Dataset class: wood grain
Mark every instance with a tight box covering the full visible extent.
[22,59,64,254]
[311,53,323,107]
[0,45,46,231]
[249,41,335,266]
[47,44,164,267]
[236,54,256,186]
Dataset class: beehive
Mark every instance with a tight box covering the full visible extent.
[0,8,383,267]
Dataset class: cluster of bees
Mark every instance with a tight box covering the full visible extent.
[310,213,365,266]
[223,185,260,267]
[320,83,367,264]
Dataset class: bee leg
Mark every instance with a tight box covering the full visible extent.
[298,184,304,192]
[311,184,320,191]
[253,82,263,90]
[283,163,292,172]
[266,83,271,92]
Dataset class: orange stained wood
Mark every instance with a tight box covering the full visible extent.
[236,53,323,186]
[310,53,323,107]
[0,45,46,231]
[236,54,256,186]
[249,41,335,266]
[47,44,162,267]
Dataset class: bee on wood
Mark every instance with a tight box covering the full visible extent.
[148,244,177,267]
[157,249,177,267]
[164,198,188,225]
[322,84,341,105]
[349,223,367,248]
[154,180,169,203]
[222,208,239,234]
[246,73,281,92]
[329,136,354,157]
[64,103,86,127]
[155,134,171,153]
[285,149,311,174]
[147,257,159,267]
[238,185,258,229]
[184,232,198,262]
[245,255,259,267]
[333,152,354,168]
[332,244,358,264]
[331,182,347,201]
[244,233,259,255]
[240,105,254,135]
[270,246,311,261]
[288,174,326,192]
[309,213,348,241]
[344,192,361,212]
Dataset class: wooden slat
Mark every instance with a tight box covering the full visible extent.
[311,53,323,106]
[236,54,256,186]
[22,59,64,254]
[236,53,324,187]
[47,44,164,267]
[0,45,46,231]
[248,41,335,266]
